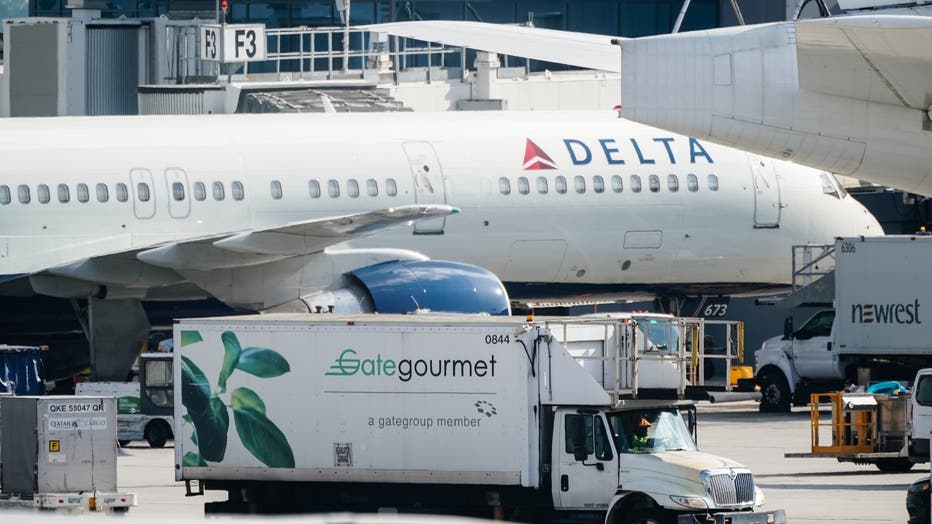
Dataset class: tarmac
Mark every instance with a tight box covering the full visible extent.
[103,400,922,522]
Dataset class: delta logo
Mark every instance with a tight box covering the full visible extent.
[851,299,921,325]
[523,139,557,170]
[522,137,715,171]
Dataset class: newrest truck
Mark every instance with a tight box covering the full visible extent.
[755,236,932,413]
[174,314,783,524]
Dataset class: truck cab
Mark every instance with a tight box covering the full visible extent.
[755,310,845,412]
[553,401,763,522]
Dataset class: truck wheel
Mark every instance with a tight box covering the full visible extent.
[875,458,915,473]
[759,372,791,413]
[146,420,171,448]
[619,510,662,524]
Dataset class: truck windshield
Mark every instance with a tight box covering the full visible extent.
[605,409,697,454]
[634,317,679,352]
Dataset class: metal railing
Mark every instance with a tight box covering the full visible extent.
[548,316,744,402]
[792,243,836,292]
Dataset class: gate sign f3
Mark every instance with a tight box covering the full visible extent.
[200,24,268,63]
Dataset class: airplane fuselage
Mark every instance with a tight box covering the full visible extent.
[0,110,878,304]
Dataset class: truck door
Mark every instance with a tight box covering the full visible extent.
[791,310,839,379]
[552,410,618,510]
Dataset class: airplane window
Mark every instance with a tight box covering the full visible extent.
[612,175,623,193]
[58,184,70,203]
[37,184,50,204]
[537,177,548,194]
[77,183,90,203]
[630,175,642,193]
[172,182,185,201]
[367,178,378,197]
[687,174,699,192]
[270,180,283,200]
[116,183,129,202]
[518,177,530,195]
[708,174,719,191]
[555,176,567,194]
[386,178,398,197]
[328,179,340,198]
[212,182,225,201]
[574,176,586,194]
[0,185,9,205]
[499,177,511,195]
[648,175,660,193]
[193,182,206,201]
[231,181,244,201]
[17,185,30,204]
[347,179,360,198]
[137,182,151,202]
[668,174,679,192]
[96,183,109,203]
[593,175,605,194]
[309,180,321,199]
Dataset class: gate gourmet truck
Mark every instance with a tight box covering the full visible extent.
[174,314,783,523]
[755,236,932,412]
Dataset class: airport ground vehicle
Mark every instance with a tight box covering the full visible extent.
[174,314,784,523]
[911,369,932,461]
[752,236,932,412]
[76,353,174,447]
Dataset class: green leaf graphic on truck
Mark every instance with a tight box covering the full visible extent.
[180,330,295,468]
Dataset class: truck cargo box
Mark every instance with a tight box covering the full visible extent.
[174,314,607,487]
[835,236,932,356]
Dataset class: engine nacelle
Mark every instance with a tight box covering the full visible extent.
[269,260,511,316]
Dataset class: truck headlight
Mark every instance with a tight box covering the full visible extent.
[670,495,710,509]
[754,486,766,506]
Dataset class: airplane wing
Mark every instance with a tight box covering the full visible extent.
[365,21,621,72]
[38,205,457,285]
[794,15,932,111]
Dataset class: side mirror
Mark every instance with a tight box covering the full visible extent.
[783,317,794,340]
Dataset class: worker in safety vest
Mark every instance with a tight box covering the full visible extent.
[631,416,651,451]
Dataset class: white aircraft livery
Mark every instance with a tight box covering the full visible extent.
[369,14,932,196]
[0,110,878,378]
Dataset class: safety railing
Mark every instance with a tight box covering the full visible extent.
[792,243,836,292]
[548,316,744,402]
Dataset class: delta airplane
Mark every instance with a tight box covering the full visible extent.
[369,8,932,196]
[0,110,878,379]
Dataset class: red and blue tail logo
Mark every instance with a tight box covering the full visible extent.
[523,139,557,170]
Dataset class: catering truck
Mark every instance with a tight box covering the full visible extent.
[174,314,783,523]
[754,236,932,412]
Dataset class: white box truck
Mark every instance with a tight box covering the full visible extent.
[174,314,784,523]
[755,236,932,412]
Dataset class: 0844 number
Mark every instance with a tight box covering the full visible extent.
[485,334,510,344]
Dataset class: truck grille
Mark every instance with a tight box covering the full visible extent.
[707,471,754,506]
